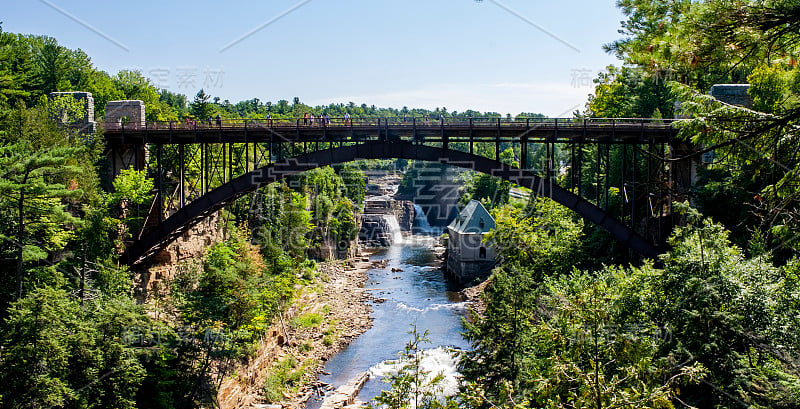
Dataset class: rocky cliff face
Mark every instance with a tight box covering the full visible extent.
[392,200,415,231]
[359,215,396,247]
[136,212,226,299]
[360,196,414,247]
[307,237,359,261]
[395,164,460,226]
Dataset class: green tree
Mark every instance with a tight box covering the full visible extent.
[0,286,147,409]
[463,199,585,399]
[110,167,154,237]
[484,198,584,273]
[188,239,260,328]
[35,37,70,93]
[604,0,800,255]
[113,70,169,121]
[524,266,705,408]
[461,264,540,398]
[647,203,800,408]
[112,167,153,206]
[251,183,312,259]
[372,325,453,409]
[337,163,366,206]
[0,104,85,300]
[331,199,359,248]
[189,89,213,121]
[586,65,673,118]
[0,25,34,113]
[47,92,87,126]
[159,89,188,118]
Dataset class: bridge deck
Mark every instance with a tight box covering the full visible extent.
[103,117,677,145]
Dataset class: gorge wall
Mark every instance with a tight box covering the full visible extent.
[359,199,415,247]
[135,212,226,298]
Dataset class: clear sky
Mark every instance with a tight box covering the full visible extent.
[4,0,627,116]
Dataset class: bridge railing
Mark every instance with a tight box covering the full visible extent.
[103,117,678,132]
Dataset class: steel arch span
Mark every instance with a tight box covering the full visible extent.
[122,141,661,265]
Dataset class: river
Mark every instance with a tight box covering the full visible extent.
[306,211,470,407]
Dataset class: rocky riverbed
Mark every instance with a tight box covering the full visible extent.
[219,243,492,409]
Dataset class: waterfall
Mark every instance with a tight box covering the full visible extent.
[382,214,404,244]
[369,347,463,401]
[413,204,435,234]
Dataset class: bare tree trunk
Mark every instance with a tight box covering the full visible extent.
[16,191,24,300]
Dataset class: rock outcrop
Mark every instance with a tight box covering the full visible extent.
[318,372,369,409]
[136,211,226,299]
[307,237,359,261]
[359,215,396,247]
[392,200,414,231]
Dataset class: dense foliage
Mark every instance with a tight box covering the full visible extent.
[587,0,800,257]
[3,0,800,406]
[444,198,800,409]
[377,2,800,408]
[445,1,800,407]
[0,23,373,407]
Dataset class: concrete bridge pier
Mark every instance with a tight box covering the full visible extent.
[103,100,148,189]
[47,91,97,134]
[46,92,148,190]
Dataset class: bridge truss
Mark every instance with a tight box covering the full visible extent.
[103,117,688,265]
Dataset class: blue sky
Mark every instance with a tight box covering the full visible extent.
[4,0,627,116]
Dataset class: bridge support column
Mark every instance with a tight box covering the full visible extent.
[521,135,528,170]
[103,100,147,189]
[48,91,97,134]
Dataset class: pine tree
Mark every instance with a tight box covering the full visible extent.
[189,88,212,120]
[0,104,84,301]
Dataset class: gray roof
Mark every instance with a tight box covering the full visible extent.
[447,200,495,234]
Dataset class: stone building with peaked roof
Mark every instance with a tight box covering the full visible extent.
[446,200,496,284]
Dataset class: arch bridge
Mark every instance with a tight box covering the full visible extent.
[102,116,687,265]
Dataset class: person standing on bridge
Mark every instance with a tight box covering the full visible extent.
[324,113,330,125]
[310,113,315,126]
[215,115,221,127]
[344,112,351,126]
[207,116,212,127]
[303,112,309,125]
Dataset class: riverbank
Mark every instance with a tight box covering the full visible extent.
[459,276,491,317]
[218,256,378,409]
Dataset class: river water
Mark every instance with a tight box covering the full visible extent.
[307,215,470,407]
